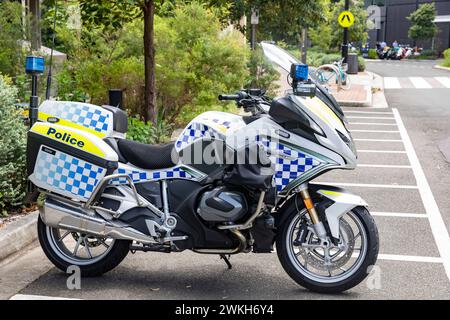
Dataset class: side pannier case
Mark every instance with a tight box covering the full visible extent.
[27,101,123,202]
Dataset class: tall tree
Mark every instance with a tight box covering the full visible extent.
[79,0,160,123]
[407,3,438,46]
[78,0,234,123]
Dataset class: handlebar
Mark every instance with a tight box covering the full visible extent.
[218,90,270,116]
[218,94,241,101]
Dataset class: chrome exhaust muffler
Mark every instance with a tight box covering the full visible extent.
[40,197,154,244]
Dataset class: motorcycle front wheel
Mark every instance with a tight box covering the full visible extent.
[37,215,131,277]
[276,206,379,294]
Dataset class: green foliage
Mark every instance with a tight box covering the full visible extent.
[127,117,173,144]
[0,75,27,216]
[0,1,29,78]
[357,56,366,72]
[408,3,438,42]
[156,2,250,126]
[56,2,251,128]
[330,0,368,50]
[242,0,327,43]
[368,49,378,60]
[245,47,280,97]
[444,49,450,60]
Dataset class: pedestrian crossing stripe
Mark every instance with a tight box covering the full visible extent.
[384,77,450,89]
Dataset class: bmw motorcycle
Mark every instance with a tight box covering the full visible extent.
[29,43,378,293]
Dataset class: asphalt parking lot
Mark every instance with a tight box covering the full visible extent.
[2,60,450,300]
[5,104,449,300]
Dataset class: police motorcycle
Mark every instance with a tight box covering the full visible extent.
[29,43,378,293]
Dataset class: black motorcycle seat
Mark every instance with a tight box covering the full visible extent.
[117,139,179,170]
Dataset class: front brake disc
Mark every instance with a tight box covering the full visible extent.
[298,219,355,271]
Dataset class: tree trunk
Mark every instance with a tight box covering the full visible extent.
[143,0,157,124]
[29,0,42,51]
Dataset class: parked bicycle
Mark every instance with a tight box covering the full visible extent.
[313,58,351,91]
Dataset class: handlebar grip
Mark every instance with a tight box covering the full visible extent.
[218,94,240,101]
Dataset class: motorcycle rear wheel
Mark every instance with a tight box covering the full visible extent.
[37,215,131,277]
[276,206,379,293]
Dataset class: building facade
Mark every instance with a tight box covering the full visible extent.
[364,0,450,53]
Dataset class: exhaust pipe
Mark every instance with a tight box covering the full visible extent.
[40,197,154,244]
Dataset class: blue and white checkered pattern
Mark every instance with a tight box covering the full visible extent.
[257,136,321,191]
[44,103,111,134]
[112,165,195,185]
[211,119,232,129]
[175,122,217,151]
[33,147,105,200]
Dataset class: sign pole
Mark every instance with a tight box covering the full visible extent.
[250,8,259,50]
[342,0,350,63]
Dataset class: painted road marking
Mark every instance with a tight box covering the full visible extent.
[349,122,398,126]
[350,253,442,263]
[393,108,450,280]
[351,129,400,133]
[354,138,403,142]
[316,182,419,189]
[357,164,412,169]
[357,150,407,154]
[409,77,432,89]
[347,116,395,120]
[9,294,80,300]
[384,77,402,89]
[371,212,427,219]
[378,254,443,264]
[384,77,450,89]
[344,111,393,115]
[435,77,450,88]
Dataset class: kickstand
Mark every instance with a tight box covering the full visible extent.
[220,254,232,270]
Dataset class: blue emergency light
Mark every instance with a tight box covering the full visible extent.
[25,56,45,74]
[290,63,309,82]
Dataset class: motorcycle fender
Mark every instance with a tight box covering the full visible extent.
[315,187,368,239]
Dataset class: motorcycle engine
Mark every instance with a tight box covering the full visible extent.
[197,187,248,222]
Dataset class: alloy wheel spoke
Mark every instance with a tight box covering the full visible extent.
[84,238,93,259]
[58,231,71,243]
[73,236,83,257]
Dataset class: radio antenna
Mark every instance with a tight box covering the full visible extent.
[45,0,58,100]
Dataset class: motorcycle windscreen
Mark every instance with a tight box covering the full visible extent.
[261,42,300,73]
[261,41,346,121]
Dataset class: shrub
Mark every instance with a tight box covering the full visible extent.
[0,1,28,78]
[0,75,27,216]
[56,3,252,128]
[442,49,450,67]
[358,56,366,72]
[245,47,280,97]
[127,117,173,145]
[368,49,378,60]
[444,49,450,60]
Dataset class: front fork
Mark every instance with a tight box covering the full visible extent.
[297,184,328,242]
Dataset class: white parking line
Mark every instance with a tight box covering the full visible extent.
[371,212,427,219]
[357,164,412,169]
[9,294,79,300]
[347,116,396,120]
[357,150,407,154]
[409,77,432,89]
[351,129,400,133]
[344,111,394,115]
[393,108,450,281]
[316,182,419,189]
[434,77,450,88]
[349,122,398,126]
[378,254,443,264]
[354,138,403,142]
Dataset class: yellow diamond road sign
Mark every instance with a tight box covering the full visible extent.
[338,11,354,28]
